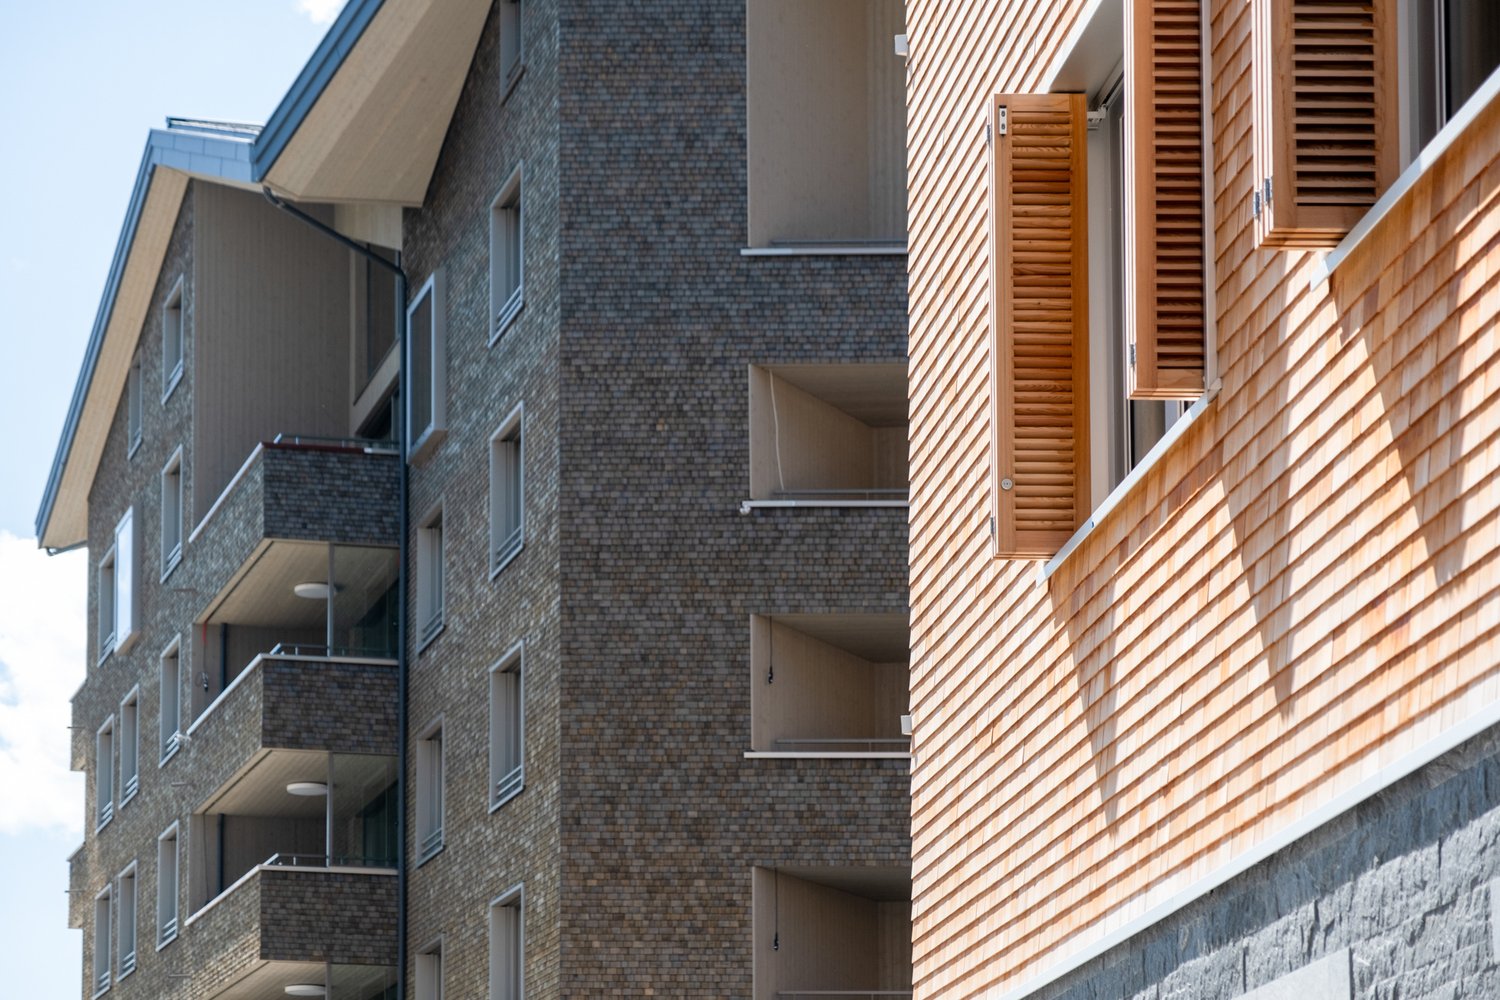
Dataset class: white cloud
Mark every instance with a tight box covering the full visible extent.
[296,0,346,25]
[0,532,85,836]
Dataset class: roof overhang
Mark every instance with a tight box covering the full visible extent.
[255,0,491,205]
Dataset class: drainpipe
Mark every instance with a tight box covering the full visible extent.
[260,187,410,1000]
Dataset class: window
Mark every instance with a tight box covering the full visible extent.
[161,448,183,578]
[499,0,523,94]
[353,243,400,399]
[416,939,444,1000]
[490,168,524,339]
[1402,0,1500,158]
[119,690,139,806]
[745,0,907,248]
[96,717,115,829]
[93,886,112,996]
[489,644,525,809]
[416,721,444,863]
[117,865,137,979]
[126,357,142,456]
[406,271,448,463]
[159,638,182,763]
[98,507,140,658]
[417,508,445,648]
[989,0,1208,558]
[748,364,908,502]
[489,407,524,574]
[488,886,523,1000]
[162,277,184,400]
[157,824,179,947]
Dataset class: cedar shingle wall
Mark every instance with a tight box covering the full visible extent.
[907,0,1500,996]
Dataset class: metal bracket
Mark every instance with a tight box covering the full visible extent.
[1086,109,1107,131]
[1252,187,1262,219]
[997,106,1008,136]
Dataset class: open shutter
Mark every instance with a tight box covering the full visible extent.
[991,93,1090,559]
[1254,0,1399,248]
[1126,0,1207,398]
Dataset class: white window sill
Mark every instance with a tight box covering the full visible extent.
[738,499,909,514]
[160,549,182,583]
[489,779,524,814]
[490,539,524,580]
[740,244,907,257]
[155,929,177,952]
[161,364,184,405]
[159,740,181,768]
[95,813,113,834]
[743,751,913,760]
[119,786,137,810]
[1038,381,1221,582]
[416,840,444,867]
[417,619,445,654]
[1312,64,1500,289]
[127,435,142,460]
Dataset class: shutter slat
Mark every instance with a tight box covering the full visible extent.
[992,93,1090,558]
[1126,0,1209,399]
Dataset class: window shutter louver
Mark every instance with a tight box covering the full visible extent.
[991,93,1091,558]
[1255,0,1399,247]
[1127,0,1208,398]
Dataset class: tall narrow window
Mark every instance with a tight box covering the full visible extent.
[162,278,184,400]
[489,406,524,574]
[98,547,117,661]
[159,638,182,763]
[406,271,448,463]
[117,865,137,979]
[489,644,525,809]
[160,448,183,577]
[157,825,179,947]
[93,886,112,996]
[416,939,444,1000]
[488,887,524,1000]
[416,722,445,863]
[119,690,139,806]
[126,357,143,456]
[499,0,523,92]
[417,508,445,648]
[489,168,524,339]
[96,717,115,829]
[108,507,140,654]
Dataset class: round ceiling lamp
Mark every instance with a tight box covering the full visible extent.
[285,781,329,797]
[284,987,326,998]
[292,582,340,600]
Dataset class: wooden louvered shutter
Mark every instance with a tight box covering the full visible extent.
[990,93,1091,559]
[1126,0,1207,399]
[1254,0,1399,248]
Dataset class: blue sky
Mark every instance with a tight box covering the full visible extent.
[0,2,343,994]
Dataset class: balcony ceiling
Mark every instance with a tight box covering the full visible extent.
[774,613,909,662]
[204,541,397,628]
[780,865,911,902]
[211,960,394,1000]
[202,748,394,818]
[770,363,908,426]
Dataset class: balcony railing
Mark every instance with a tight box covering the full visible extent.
[120,949,136,977]
[270,433,400,454]
[772,738,911,752]
[419,827,443,860]
[93,969,110,996]
[159,915,178,945]
[123,773,139,800]
[265,852,396,870]
[777,992,912,999]
[96,801,113,828]
[161,730,182,761]
[495,766,523,803]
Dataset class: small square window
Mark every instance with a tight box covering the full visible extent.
[157,825,180,947]
[93,886,112,996]
[406,271,448,463]
[126,358,143,456]
[490,643,525,809]
[489,168,524,339]
[417,508,445,649]
[119,690,139,806]
[488,886,524,1000]
[416,722,444,863]
[161,448,183,578]
[499,0,524,94]
[159,638,182,764]
[162,278,184,401]
[95,716,115,829]
[416,939,444,1000]
[489,406,524,574]
[117,865,137,979]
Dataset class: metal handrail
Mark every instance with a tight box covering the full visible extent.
[270,433,400,454]
[776,992,913,998]
[419,828,444,858]
[771,488,909,498]
[773,738,911,752]
[267,642,396,661]
[494,767,524,803]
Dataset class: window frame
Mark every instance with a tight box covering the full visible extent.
[416,504,445,651]
[488,883,525,1000]
[498,0,525,99]
[405,270,448,464]
[116,862,138,980]
[118,688,140,808]
[107,507,140,655]
[489,166,525,342]
[156,823,180,949]
[95,715,116,831]
[161,276,185,403]
[93,884,112,997]
[416,936,445,1000]
[489,642,526,811]
[489,404,525,576]
[160,446,184,580]
[415,718,445,865]
[126,356,143,458]
[97,545,117,663]
[159,637,182,765]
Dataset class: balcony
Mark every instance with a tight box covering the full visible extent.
[182,859,396,999]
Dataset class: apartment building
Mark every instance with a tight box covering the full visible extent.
[905,0,1500,998]
[43,1,913,998]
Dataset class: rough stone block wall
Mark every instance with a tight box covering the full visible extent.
[1035,726,1500,1000]
[259,868,398,966]
[261,659,398,755]
[262,446,400,545]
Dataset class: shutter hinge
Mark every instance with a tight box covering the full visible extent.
[996,106,1008,136]
[1252,187,1261,219]
[1085,109,1106,131]
[1263,177,1272,207]
[989,515,997,540]
[985,120,992,147]
[1253,177,1272,219]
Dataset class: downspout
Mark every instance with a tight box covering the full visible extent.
[260,187,410,1000]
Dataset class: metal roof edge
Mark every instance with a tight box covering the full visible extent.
[251,0,388,181]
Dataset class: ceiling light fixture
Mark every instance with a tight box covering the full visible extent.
[285,986,327,998]
[285,781,329,797]
[292,582,340,600]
